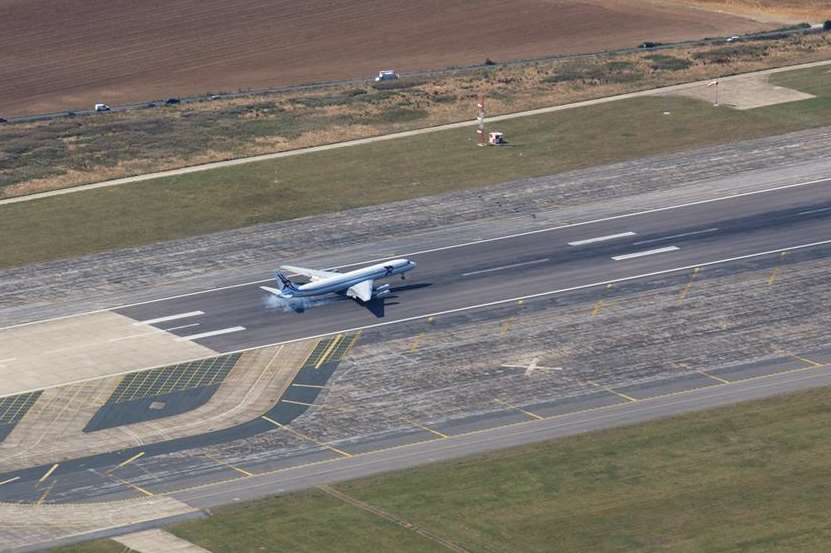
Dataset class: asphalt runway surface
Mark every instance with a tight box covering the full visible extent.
[115,178,831,351]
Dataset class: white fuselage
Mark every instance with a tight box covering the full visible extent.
[287,259,414,298]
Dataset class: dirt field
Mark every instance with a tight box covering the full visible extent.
[674,0,830,23]
[0,0,767,117]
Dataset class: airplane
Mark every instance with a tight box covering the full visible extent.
[260,258,416,303]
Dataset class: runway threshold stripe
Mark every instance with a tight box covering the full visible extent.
[568,232,636,246]
[176,326,246,341]
[134,311,204,325]
[462,258,550,277]
[612,246,680,261]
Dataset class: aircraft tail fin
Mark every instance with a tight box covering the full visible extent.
[274,271,299,292]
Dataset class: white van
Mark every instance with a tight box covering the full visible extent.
[374,70,399,82]
[94,103,111,112]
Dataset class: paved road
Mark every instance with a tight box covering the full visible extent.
[114,178,831,352]
[4,58,831,207]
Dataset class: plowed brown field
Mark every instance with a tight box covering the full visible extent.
[0,0,766,117]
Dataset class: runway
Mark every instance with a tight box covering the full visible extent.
[3,173,831,552]
[112,178,831,352]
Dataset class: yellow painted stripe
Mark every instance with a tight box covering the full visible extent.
[699,370,730,384]
[38,463,59,483]
[204,453,254,478]
[262,415,352,457]
[409,333,423,352]
[792,354,824,368]
[297,340,323,369]
[588,381,638,402]
[405,419,448,439]
[110,474,154,497]
[35,480,57,505]
[494,398,544,420]
[342,331,362,357]
[315,335,343,369]
[109,451,145,473]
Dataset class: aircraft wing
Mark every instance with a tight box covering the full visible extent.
[280,265,340,282]
[346,279,373,302]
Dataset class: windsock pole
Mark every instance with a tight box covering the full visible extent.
[477,95,486,146]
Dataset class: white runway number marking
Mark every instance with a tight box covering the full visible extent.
[176,326,246,341]
[612,246,680,261]
[568,232,636,247]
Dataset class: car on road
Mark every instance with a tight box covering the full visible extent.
[94,103,111,112]
[726,35,740,43]
[0,117,7,123]
[638,41,661,49]
[165,97,180,105]
[374,69,399,82]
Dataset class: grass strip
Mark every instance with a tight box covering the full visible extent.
[4,66,831,269]
[49,540,135,553]
[164,384,831,553]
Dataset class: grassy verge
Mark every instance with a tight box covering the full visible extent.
[3,64,831,268]
[3,33,831,198]
[48,540,134,553]
[160,385,831,553]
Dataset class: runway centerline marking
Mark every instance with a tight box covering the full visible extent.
[612,246,680,261]
[176,326,246,341]
[5,176,828,333]
[162,323,201,332]
[133,311,204,326]
[633,228,718,246]
[568,231,636,246]
[462,258,550,277]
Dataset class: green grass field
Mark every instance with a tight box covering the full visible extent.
[5,66,831,269]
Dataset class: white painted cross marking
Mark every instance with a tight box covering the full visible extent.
[133,311,204,326]
[612,246,680,261]
[503,358,563,376]
[568,232,636,247]
[176,326,246,341]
